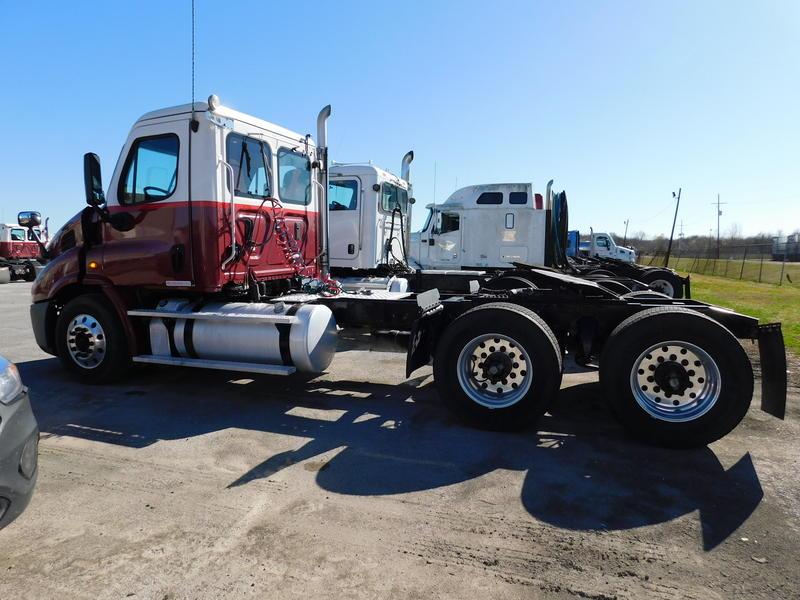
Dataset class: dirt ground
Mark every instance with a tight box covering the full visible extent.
[0,281,798,599]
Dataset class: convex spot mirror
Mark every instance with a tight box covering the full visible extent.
[83,152,105,207]
[18,211,42,228]
[409,197,416,205]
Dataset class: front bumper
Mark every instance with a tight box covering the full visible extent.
[0,389,39,530]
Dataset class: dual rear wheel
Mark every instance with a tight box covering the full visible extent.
[434,304,753,447]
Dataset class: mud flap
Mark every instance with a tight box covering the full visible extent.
[757,323,787,419]
[405,289,443,378]
[683,274,691,299]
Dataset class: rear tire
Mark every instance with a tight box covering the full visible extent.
[55,294,130,383]
[600,307,753,448]
[434,302,562,430]
[641,270,684,298]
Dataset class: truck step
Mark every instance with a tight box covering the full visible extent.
[127,309,299,324]
[132,355,296,376]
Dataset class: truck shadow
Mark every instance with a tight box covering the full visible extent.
[18,357,762,551]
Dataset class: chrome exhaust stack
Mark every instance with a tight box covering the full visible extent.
[316,105,332,277]
[401,150,414,182]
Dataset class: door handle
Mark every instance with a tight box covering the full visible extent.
[171,244,185,274]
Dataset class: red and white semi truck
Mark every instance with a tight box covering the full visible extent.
[0,220,47,282]
[22,97,787,447]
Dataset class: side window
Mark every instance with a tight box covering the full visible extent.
[329,180,358,210]
[11,228,25,241]
[597,236,609,248]
[381,183,409,214]
[509,192,527,205]
[119,134,179,205]
[476,192,503,205]
[422,209,433,232]
[278,148,311,205]
[226,133,271,198]
[436,213,459,234]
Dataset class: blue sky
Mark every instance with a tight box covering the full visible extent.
[1,0,798,237]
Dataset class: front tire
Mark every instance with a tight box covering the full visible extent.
[434,302,562,430]
[600,307,753,448]
[55,294,130,383]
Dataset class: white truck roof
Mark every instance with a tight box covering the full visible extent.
[136,102,313,146]
[427,183,533,210]
[329,163,409,189]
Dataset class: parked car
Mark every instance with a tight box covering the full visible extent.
[0,355,38,529]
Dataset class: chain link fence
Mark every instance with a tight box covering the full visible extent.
[642,243,800,287]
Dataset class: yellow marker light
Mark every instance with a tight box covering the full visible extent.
[88,261,99,270]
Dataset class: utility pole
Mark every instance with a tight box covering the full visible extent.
[622,219,630,246]
[664,188,681,267]
[711,193,727,259]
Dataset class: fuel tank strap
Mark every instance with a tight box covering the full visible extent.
[276,304,302,366]
[183,318,198,359]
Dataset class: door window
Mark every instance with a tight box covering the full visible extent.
[329,180,358,210]
[278,149,311,205]
[10,228,25,241]
[596,236,610,249]
[226,133,271,199]
[119,134,180,205]
[435,213,459,234]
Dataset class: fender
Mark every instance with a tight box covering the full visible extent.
[38,274,141,357]
[77,275,141,356]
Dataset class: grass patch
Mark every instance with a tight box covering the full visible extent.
[642,255,800,287]
[683,273,800,354]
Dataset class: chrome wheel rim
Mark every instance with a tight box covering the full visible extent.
[630,341,721,422]
[648,279,675,297]
[67,313,107,370]
[457,333,533,409]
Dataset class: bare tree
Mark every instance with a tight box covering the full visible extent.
[726,222,742,239]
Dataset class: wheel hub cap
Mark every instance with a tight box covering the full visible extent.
[630,341,721,422]
[457,333,533,409]
[67,314,106,370]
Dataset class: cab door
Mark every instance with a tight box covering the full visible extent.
[328,178,361,263]
[102,121,193,287]
[429,211,462,267]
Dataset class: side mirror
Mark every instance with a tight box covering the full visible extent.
[83,152,105,207]
[18,211,42,228]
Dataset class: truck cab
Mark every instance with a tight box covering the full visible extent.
[35,98,325,302]
[328,152,414,276]
[578,232,636,263]
[0,222,47,281]
[410,183,547,269]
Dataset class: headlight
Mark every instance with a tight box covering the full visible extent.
[0,357,24,405]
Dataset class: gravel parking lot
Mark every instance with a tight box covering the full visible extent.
[0,281,798,599]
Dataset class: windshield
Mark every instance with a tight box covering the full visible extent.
[381,182,409,214]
